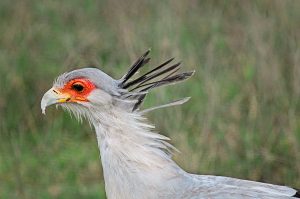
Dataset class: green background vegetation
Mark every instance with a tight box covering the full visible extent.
[0,0,299,198]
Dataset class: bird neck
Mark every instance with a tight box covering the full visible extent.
[90,107,185,198]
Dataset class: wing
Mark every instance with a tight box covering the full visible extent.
[186,174,299,199]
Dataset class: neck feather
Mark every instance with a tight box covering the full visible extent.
[89,107,186,198]
[91,107,179,169]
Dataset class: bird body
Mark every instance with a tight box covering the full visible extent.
[92,108,297,199]
[41,50,299,198]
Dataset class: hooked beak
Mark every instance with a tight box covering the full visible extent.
[41,88,71,114]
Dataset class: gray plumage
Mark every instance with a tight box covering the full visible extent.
[41,51,299,199]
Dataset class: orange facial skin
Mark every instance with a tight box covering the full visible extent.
[58,78,96,103]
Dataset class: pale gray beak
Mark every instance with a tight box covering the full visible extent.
[41,88,71,114]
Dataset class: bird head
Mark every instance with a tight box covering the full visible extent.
[41,50,194,120]
[41,68,123,118]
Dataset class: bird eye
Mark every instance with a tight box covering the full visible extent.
[71,83,85,92]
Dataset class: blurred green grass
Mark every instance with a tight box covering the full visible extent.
[0,0,299,198]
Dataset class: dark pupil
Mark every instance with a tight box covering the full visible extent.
[72,84,84,92]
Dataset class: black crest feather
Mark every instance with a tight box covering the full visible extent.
[119,50,194,111]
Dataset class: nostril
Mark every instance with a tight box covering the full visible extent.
[53,89,58,94]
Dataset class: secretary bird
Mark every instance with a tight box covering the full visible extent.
[41,50,299,199]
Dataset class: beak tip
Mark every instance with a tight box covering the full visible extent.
[41,87,60,115]
[41,98,48,115]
